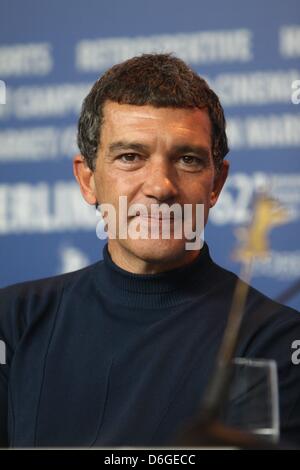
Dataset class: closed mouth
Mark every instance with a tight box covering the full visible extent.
[134,213,177,221]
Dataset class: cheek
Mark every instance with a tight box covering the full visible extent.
[94,171,113,203]
[187,178,214,204]
[96,169,137,204]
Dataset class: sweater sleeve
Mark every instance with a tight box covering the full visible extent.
[240,304,300,446]
[0,276,65,447]
[0,366,8,447]
[0,284,27,447]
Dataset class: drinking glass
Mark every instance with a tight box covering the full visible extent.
[220,357,280,443]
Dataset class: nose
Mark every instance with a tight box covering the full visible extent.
[142,158,178,203]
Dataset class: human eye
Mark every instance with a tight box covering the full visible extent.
[118,153,140,163]
[179,155,205,168]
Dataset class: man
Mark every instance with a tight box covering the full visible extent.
[0,54,299,447]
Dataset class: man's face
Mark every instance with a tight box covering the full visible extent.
[89,101,228,271]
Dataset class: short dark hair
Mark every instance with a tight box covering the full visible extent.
[77,53,229,171]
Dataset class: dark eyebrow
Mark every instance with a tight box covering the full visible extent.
[171,144,210,159]
[108,141,210,159]
[108,141,150,154]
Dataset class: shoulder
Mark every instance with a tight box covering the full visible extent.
[208,259,299,340]
[210,259,299,316]
[0,260,102,306]
[0,261,103,349]
[223,271,299,362]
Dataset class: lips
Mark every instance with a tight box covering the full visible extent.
[138,214,175,221]
[132,209,177,220]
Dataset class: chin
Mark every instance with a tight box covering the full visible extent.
[124,238,190,265]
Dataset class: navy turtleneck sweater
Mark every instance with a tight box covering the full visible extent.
[0,242,300,447]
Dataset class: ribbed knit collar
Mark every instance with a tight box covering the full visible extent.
[92,242,215,309]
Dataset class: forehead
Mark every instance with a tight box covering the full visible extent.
[100,101,212,147]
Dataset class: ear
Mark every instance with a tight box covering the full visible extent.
[73,155,97,205]
[210,160,229,208]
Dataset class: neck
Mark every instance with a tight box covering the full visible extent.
[107,240,201,274]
